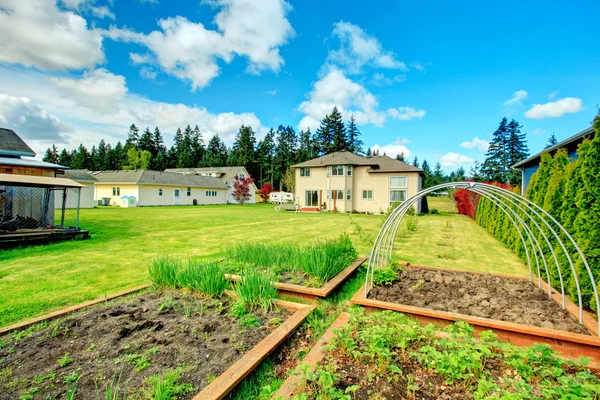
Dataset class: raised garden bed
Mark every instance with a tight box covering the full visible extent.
[0,283,312,399]
[352,264,600,363]
[275,309,600,399]
[223,234,366,301]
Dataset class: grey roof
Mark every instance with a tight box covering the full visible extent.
[0,128,36,157]
[292,151,422,173]
[63,169,98,182]
[512,126,595,169]
[165,166,257,188]
[0,156,67,170]
[91,170,228,188]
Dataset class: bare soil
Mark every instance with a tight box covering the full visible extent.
[369,267,589,334]
[0,289,289,399]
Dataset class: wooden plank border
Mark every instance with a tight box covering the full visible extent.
[226,257,366,300]
[351,282,600,362]
[1,284,314,400]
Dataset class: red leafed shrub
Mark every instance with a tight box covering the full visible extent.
[453,181,519,219]
[258,183,273,202]
[232,175,255,205]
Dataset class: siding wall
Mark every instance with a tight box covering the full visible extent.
[94,183,227,206]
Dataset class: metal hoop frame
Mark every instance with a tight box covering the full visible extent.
[365,182,599,335]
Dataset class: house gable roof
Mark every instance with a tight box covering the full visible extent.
[0,128,36,157]
[512,126,595,169]
[91,170,228,188]
[165,166,258,189]
[292,151,422,173]
[64,169,98,182]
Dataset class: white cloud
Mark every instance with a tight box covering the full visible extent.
[0,0,104,70]
[370,138,412,159]
[297,68,385,131]
[532,128,545,136]
[140,67,157,80]
[105,0,294,90]
[372,72,406,86]
[91,5,115,20]
[502,90,528,106]
[548,90,559,99]
[265,89,278,96]
[387,106,425,120]
[0,67,262,154]
[525,97,583,119]
[440,152,474,167]
[49,69,128,113]
[460,136,489,152]
[327,21,406,74]
[0,93,74,144]
[129,52,152,65]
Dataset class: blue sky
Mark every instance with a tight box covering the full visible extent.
[0,0,598,171]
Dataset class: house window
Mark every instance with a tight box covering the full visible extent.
[331,165,344,176]
[112,187,120,196]
[206,190,217,197]
[362,189,373,200]
[158,188,163,196]
[305,190,319,207]
[239,172,245,178]
[346,189,352,200]
[332,189,343,200]
[389,190,407,205]
[300,167,311,177]
[186,187,191,196]
[390,176,407,188]
[347,165,352,176]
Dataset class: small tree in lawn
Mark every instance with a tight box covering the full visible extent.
[258,183,273,202]
[232,175,254,205]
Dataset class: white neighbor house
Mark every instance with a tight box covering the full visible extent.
[166,166,257,204]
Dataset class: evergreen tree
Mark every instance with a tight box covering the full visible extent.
[411,156,419,168]
[42,145,59,164]
[542,148,569,217]
[366,147,372,157]
[70,144,92,169]
[315,106,346,154]
[453,166,466,181]
[257,129,276,185]
[152,127,167,170]
[89,145,98,171]
[138,127,155,154]
[421,159,433,187]
[527,152,553,205]
[546,133,558,148]
[123,147,151,170]
[274,125,297,189]
[126,124,140,150]
[112,141,127,169]
[297,128,315,163]
[57,148,72,167]
[96,139,109,170]
[430,161,445,187]
[230,125,258,178]
[395,152,406,162]
[203,135,229,167]
[191,125,204,166]
[469,159,483,182]
[506,119,529,185]
[481,117,510,183]
[346,114,363,154]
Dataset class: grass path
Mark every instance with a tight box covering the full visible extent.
[0,199,527,328]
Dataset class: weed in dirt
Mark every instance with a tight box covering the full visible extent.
[57,352,73,368]
[268,318,282,328]
[232,269,277,316]
[409,279,425,293]
[149,255,182,288]
[239,314,261,328]
[86,343,96,352]
[158,296,180,313]
[64,370,81,384]
[144,368,195,400]
[178,260,228,298]
[124,353,151,372]
[95,371,124,400]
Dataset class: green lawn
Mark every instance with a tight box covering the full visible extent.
[0,199,527,327]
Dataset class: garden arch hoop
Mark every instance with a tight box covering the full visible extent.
[366,181,599,335]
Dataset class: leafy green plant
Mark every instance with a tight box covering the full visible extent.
[373,268,398,286]
[144,369,194,400]
[149,255,182,288]
[178,260,227,298]
[57,352,73,368]
[233,269,277,316]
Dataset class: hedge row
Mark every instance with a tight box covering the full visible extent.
[474,115,600,311]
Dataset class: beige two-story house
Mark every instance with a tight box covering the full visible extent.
[292,151,423,214]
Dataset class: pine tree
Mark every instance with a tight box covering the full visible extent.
[89,145,98,171]
[70,144,92,169]
[346,114,363,154]
[421,160,433,188]
[542,148,569,217]
[257,129,276,185]
[152,127,167,170]
[297,128,314,163]
[191,125,204,166]
[57,148,72,167]
[411,156,419,168]
[453,166,466,181]
[546,133,558,148]
[395,152,406,162]
[315,106,346,155]
[96,139,109,170]
[469,159,483,182]
[203,135,228,167]
[126,124,140,150]
[230,125,257,178]
[138,127,155,154]
[275,125,297,190]
[112,141,127,169]
[430,162,445,187]
[481,117,510,183]
[42,145,59,164]
[506,119,529,185]
[528,152,553,205]
[366,147,372,157]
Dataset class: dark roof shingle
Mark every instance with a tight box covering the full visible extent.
[292,151,422,173]
[91,170,228,188]
[0,128,35,157]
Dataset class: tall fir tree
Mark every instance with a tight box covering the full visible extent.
[138,127,155,155]
[315,106,347,154]
[152,127,167,170]
[191,125,204,166]
[96,139,109,170]
[275,125,297,190]
[365,147,372,156]
[57,148,72,167]
[230,125,258,178]
[126,124,140,150]
[42,145,59,164]
[481,117,510,183]
[70,144,92,169]
[421,159,433,187]
[395,152,406,162]
[346,114,363,154]
[411,156,419,168]
[257,129,276,185]
[297,128,315,163]
[203,135,229,167]
[506,119,529,185]
[546,133,558,148]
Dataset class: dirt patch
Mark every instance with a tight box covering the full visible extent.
[369,268,589,334]
[0,290,289,399]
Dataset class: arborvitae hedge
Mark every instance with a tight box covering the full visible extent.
[476,115,600,311]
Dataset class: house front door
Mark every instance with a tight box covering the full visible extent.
[174,189,180,205]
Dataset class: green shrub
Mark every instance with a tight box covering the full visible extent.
[429,208,439,214]
[373,267,399,286]
[233,269,277,316]
[149,256,182,288]
[178,260,227,298]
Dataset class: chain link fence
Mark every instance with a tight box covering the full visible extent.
[0,185,81,232]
